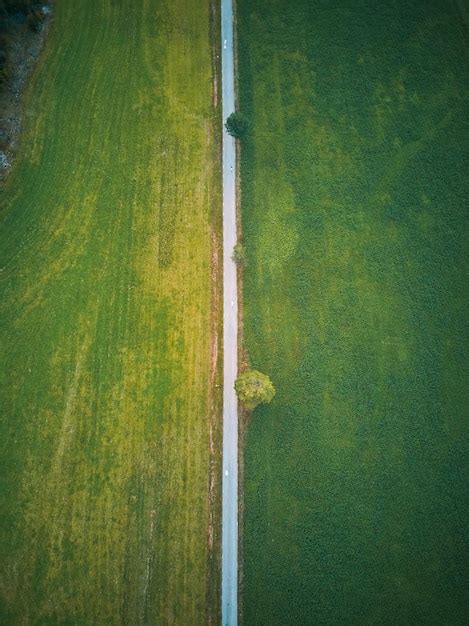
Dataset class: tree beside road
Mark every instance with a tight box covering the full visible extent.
[225,111,248,139]
[235,369,275,410]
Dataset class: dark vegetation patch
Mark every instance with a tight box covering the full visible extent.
[238,0,469,624]
[0,0,51,177]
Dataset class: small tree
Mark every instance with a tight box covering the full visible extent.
[225,112,248,139]
[235,369,275,410]
[231,243,246,267]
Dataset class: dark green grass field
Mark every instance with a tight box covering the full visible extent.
[238,0,469,623]
[0,0,221,623]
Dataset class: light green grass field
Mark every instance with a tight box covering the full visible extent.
[0,1,221,623]
[239,0,469,623]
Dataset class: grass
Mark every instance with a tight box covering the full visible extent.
[0,0,221,623]
[238,0,469,623]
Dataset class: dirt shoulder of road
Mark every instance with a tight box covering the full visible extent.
[206,0,223,623]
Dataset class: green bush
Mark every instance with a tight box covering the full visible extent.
[225,111,248,138]
[232,242,246,267]
[235,369,275,409]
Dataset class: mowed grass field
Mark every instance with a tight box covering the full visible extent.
[0,1,221,623]
[239,0,468,623]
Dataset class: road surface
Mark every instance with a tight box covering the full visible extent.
[221,0,238,624]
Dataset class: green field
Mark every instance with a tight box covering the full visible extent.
[238,0,468,623]
[0,1,221,623]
